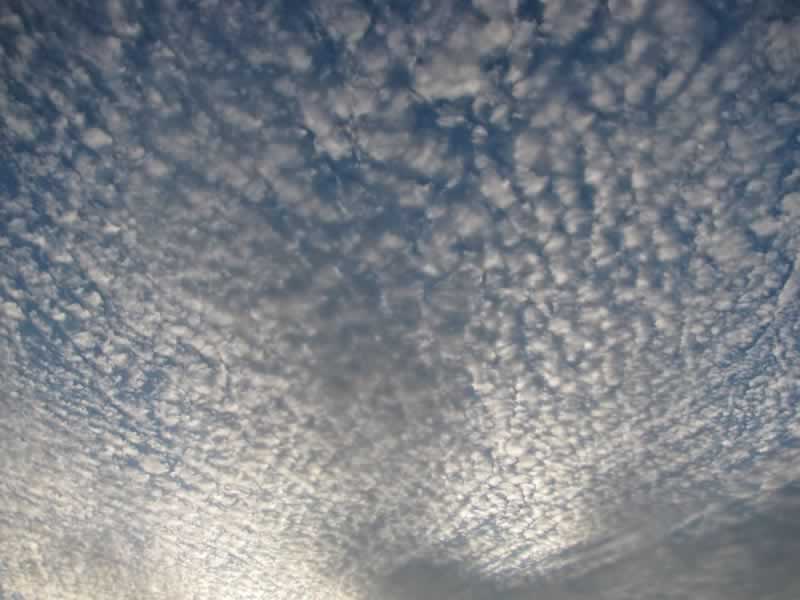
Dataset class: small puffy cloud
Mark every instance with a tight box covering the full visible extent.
[83,127,113,149]
[1,301,25,321]
[139,455,170,476]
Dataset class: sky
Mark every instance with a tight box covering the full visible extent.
[1,0,799,598]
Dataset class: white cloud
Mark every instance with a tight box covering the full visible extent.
[1,301,25,321]
[83,127,113,149]
[1,1,799,599]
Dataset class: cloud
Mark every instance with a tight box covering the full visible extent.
[1,0,799,598]
[373,480,800,599]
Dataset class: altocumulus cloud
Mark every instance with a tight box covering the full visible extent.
[1,0,800,598]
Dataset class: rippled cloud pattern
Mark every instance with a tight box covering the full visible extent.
[1,0,800,598]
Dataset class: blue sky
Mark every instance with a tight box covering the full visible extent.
[1,0,800,598]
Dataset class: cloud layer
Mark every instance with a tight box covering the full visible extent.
[1,0,799,598]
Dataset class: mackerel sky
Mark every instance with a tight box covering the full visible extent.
[1,0,800,598]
